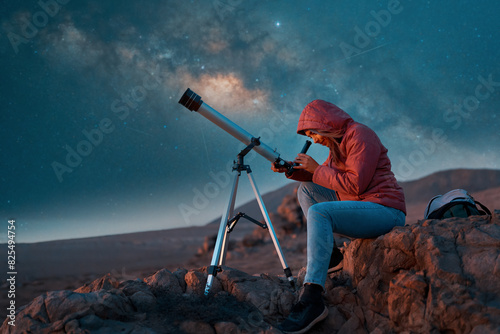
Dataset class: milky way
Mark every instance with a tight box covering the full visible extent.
[1,0,499,242]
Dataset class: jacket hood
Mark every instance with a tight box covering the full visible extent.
[297,100,353,136]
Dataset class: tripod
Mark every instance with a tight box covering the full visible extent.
[204,138,295,295]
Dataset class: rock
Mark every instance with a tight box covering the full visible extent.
[120,278,154,297]
[387,270,428,331]
[337,315,366,334]
[214,321,240,334]
[277,187,304,231]
[242,230,266,247]
[217,267,295,318]
[143,268,182,295]
[197,235,217,256]
[296,266,307,287]
[184,268,223,295]
[74,273,120,293]
[270,212,301,236]
[197,235,236,256]
[185,270,206,295]
[1,288,144,333]
[79,314,104,330]
[363,309,392,333]
[173,267,188,292]
[180,320,215,334]
[129,291,156,312]
[471,324,500,334]
[321,306,346,332]
[341,214,500,333]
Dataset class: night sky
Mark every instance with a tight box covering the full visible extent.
[1,1,499,243]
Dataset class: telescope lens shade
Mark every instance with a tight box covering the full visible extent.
[178,88,203,111]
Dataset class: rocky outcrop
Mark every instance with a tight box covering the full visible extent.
[277,187,305,232]
[334,212,500,333]
[3,212,500,333]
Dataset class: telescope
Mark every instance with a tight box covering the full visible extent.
[178,88,297,295]
[178,88,294,172]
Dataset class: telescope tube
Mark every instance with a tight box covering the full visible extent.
[178,88,288,165]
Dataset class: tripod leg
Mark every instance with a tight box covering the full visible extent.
[247,172,296,290]
[219,172,239,266]
[205,171,240,296]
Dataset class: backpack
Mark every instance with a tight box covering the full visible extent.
[424,189,491,219]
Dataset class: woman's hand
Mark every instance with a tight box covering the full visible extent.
[294,154,319,173]
[271,161,292,173]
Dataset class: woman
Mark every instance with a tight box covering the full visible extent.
[272,99,406,334]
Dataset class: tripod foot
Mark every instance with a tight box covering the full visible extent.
[205,265,222,296]
[284,267,296,291]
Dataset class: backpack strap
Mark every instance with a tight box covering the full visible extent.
[424,195,441,219]
[474,200,492,216]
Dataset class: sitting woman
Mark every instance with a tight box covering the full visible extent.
[272,99,406,334]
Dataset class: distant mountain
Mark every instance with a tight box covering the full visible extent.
[399,168,500,204]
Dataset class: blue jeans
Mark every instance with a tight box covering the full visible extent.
[297,182,405,288]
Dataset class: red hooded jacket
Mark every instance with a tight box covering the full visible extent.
[289,100,406,214]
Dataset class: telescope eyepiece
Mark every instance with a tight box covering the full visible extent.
[285,140,312,176]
